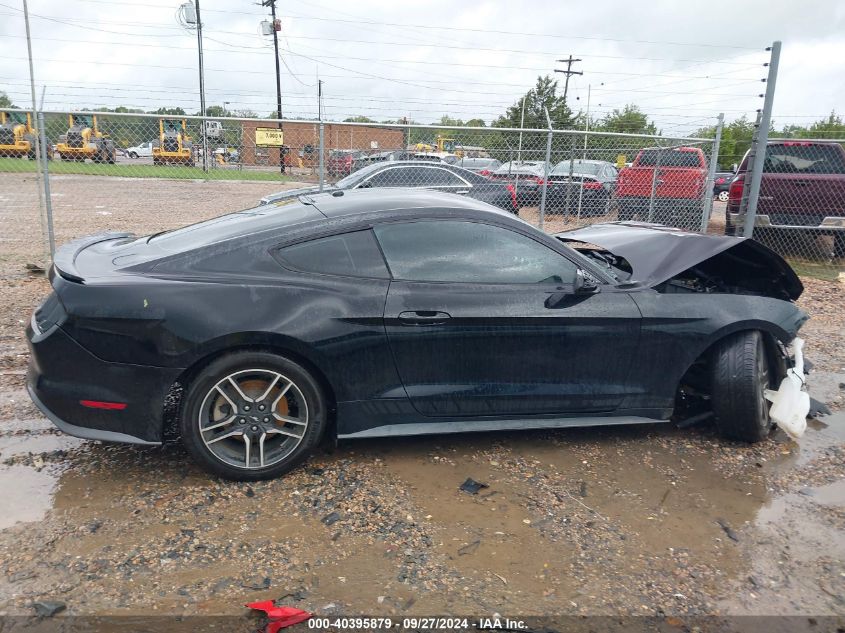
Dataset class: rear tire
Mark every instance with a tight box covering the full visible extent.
[711,331,773,443]
[180,351,328,481]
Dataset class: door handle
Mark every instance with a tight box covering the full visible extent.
[456,189,470,195]
[397,310,451,325]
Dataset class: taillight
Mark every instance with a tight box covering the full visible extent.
[479,170,491,177]
[506,183,518,210]
[582,181,601,190]
[728,175,744,206]
[533,176,546,185]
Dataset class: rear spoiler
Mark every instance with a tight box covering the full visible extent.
[52,231,134,283]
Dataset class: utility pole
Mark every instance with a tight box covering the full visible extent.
[554,55,583,109]
[262,0,285,173]
[194,0,207,172]
[178,1,207,171]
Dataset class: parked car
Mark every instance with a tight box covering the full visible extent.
[713,171,734,201]
[327,150,363,177]
[125,141,153,159]
[547,159,618,216]
[260,160,519,213]
[456,157,501,176]
[411,151,459,164]
[726,141,845,257]
[26,189,807,480]
[350,150,412,173]
[615,147,707,229]
[488,161,552,206]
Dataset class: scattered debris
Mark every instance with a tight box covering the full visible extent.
[241,576,272,590]
[457,539,481,556]
[32,600,66,618]
[25,263,45,276]
[809,397,832,418]
[459,477,489,494]
[579,481,588,498]
[321,511,341,526]
[716,518,740,542]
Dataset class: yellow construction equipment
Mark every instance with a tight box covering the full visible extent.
[153,118,194,166]
[56,114,116,163]
[414,135,457,154]
[0,110,38,159]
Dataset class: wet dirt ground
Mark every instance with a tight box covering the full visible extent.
[0,175,844,624]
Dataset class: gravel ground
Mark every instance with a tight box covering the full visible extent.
[0,174,843,624]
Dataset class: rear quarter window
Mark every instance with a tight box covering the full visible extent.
[275,230,389,279]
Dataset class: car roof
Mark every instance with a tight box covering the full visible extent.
[301,187,516,220]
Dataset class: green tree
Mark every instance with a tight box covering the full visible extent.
[695,116,756,170]
[495,75,573,129]
[152,106,186,116]
[595,105,657,135]
[0,91,16,108]
[343,115,375,123]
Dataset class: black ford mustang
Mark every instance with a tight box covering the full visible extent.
[27,189,807,480]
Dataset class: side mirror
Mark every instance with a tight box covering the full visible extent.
[544,271,599,308]
[573,269,599,294]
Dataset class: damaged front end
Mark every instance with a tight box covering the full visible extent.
[557,221,803,301]
[557,222,810,438]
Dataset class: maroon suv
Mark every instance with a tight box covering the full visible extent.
[727,141,845,256]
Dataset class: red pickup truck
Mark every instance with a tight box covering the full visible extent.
[726,140,845,257]
[615,147,707,230]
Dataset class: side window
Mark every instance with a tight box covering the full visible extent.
[417,168,466,187]
[365,168,407,187]
[276,230,389,278]
[374,221,578,284]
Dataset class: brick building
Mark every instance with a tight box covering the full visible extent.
[239,120,405,168]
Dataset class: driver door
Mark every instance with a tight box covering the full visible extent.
[375,220,641,418]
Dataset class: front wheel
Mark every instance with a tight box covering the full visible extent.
[128,152,138,159]
[711,331,773,443]
[180,351,328,480]
[717,190,729,202]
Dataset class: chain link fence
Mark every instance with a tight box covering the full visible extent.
[2,107,841,280]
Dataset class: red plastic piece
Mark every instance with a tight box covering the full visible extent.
[246,601,312,632]
[79,400,127,410]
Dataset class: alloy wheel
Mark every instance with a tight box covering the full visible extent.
[197,368,309,470]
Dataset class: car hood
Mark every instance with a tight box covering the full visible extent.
[260,185,337,205]
[556,222,803,300]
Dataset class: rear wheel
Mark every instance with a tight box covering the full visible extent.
[181,351,328,480]
[717,190,729,202]
[128,152,138,159]
[711,331,773,443]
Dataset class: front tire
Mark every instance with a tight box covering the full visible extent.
[711,331,773,443]
[717,190,729,202]
[181,351,328,480]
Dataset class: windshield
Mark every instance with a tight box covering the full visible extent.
[496,162,543,175]
[551,160,602,176]
[6,112,26,124]
[636,149,701,167]
[74,115,93,128]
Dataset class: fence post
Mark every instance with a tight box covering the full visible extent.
[36,111,55,258]
[700,112,724,233]
[743,40,781,238]
[538,107,554,231]
[647,144,662,223]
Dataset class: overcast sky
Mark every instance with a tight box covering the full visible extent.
[1,0,844,135]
